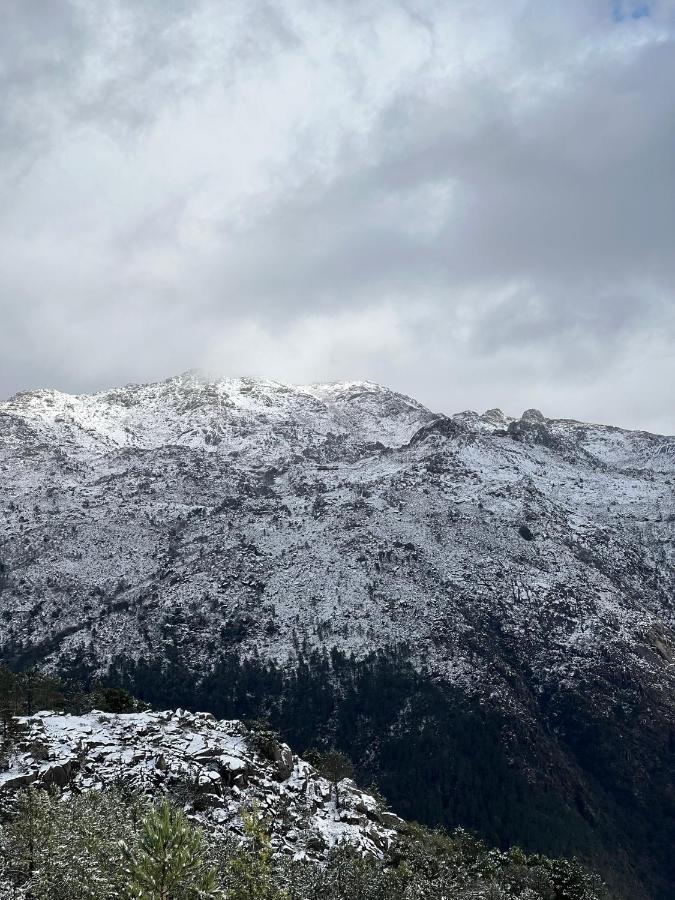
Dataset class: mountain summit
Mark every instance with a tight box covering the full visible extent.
[3,373,436,454]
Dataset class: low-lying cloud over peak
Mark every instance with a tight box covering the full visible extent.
[2,1,674,433]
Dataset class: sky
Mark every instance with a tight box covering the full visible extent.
[1,0,674,433]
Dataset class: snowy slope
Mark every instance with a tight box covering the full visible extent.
[3,372,675,896]
[0,372,673,709]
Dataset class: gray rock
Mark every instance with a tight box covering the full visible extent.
[377,810,406,830]
[39,761,73,788]
[273,743,293,781]
[0,771,36,791]
[0,710,396,862]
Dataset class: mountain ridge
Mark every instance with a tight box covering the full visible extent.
[5,369,674,442]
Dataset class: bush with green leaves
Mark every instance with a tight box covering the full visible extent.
[278,826,609,900]
[216,802,285,900]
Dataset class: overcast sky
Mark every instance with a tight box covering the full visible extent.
[1,1,674,432]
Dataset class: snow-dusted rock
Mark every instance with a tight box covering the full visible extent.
[0,371,673,717]
[273,742,294,781]
[0,710,397,859]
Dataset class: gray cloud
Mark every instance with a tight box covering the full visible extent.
[1,0,674,433]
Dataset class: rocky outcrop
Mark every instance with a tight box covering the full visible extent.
[0,709,399,860]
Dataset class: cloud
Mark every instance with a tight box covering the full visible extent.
[1,0,674,433]
[203,305,415,384]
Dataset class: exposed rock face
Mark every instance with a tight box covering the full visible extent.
[521,408,546,423]
[0,710,399,859]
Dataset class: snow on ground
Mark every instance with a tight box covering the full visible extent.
[0,709,400,859]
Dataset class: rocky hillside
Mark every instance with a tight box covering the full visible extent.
[0,708,398,860]
[1,371,674,896]
[0,708,608,900]
[1,371,672,688]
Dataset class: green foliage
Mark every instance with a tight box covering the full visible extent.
[304,848,405,900]
[283,847,398,900]
[221,803,285,900]
[123,800,221,900]
[0,785,609,900]
[0,787,140,899]
[0,787,55,885]
[94,686,140,714]
[279,828,608,900]
[381,825,609,900]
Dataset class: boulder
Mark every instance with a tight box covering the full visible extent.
[39,761,73,788]
[377,810,406,830]
[0,771,36,791]
[273,743,294,781]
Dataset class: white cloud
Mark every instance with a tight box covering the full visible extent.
[1,0,674,433]
[203,305,415,385]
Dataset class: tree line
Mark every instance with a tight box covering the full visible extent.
[0,786,609,900]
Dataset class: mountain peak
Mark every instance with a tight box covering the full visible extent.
[1,372,437,454]
[521,408,546,423]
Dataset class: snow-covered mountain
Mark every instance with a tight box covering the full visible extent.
[1,371,673,693]
[1,371,674,895]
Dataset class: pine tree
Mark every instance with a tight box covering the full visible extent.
[306,750,354,810]
[0,666,23,750]
[123,800,221,900]
[0,787,55,884]
[225,803,285,900]
[1,787,139,899]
